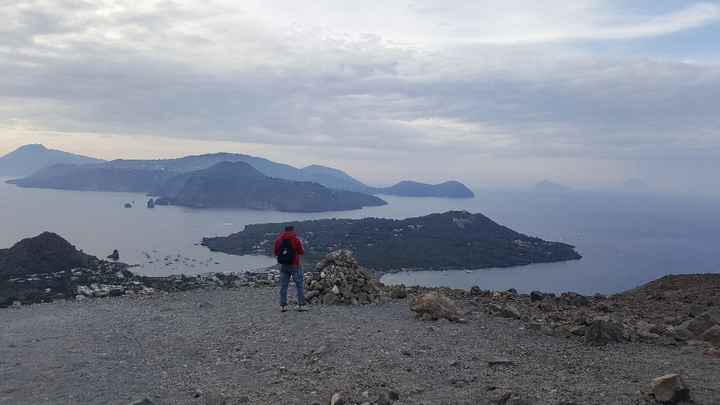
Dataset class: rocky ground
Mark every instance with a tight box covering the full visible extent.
[1,283,719,405]
[418,274,720,357]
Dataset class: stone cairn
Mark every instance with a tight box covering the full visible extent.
[304,250,382,305]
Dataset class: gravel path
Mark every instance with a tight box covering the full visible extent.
[1,288,718,405]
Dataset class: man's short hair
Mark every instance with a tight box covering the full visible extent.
[284,225,295,232]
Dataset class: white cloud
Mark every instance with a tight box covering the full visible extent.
[228,1,720,46]
[1,0,719,190]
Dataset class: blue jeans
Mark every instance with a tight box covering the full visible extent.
[279,265,305,306]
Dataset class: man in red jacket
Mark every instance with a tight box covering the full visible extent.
[274,225,306,312]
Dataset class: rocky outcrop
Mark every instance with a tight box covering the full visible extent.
[0,232,95,278]
[107,250,120,261]
[458,274,720,354]
[0,233,283,308]
[303,250,382,305]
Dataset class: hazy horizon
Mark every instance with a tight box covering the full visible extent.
[1,1,719,193]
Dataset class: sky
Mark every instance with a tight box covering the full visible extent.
[1,0,719,192]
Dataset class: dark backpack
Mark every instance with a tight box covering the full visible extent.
[277,238,296,265]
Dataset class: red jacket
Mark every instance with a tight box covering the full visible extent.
[274,231,304,266]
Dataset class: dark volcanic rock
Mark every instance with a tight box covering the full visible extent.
[107,250,120,261]
[202,210,581,271]
[0,232,95,278]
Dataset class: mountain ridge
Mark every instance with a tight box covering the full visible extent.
[372,180,474,198]
[0,144,104,177]
[6,145,474,198]
[154,161,387,212]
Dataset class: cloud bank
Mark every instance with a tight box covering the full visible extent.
[1,0,719,191]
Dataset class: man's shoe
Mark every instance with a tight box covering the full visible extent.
[281,305,288,312]
[296,305,308,312]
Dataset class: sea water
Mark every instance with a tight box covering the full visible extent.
[1,179,718,294]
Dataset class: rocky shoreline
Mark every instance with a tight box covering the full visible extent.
[1,261,282,308]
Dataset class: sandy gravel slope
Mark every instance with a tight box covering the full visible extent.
[1,288,718,405]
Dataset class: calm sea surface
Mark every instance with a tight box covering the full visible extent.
[1,179,718,295]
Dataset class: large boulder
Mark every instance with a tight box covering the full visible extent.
[649,374,690,404]
[330,392,345,405]
[559,292,590,307]
[585,318,624,346]
[411,291,465,322]
[304,250,382,305]
[701,325,720,347]
[487,303,522,319]
[673,311,719,341]
[530,291,546,302]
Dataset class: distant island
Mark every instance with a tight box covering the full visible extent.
[10,161,387,212]
[4,145,474,199]
[153,162,387,212]
[0,144,104,177]
[202,210,582,271]
[8,163,176,192]
[370,180,475,198]
[534,180,572,193]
